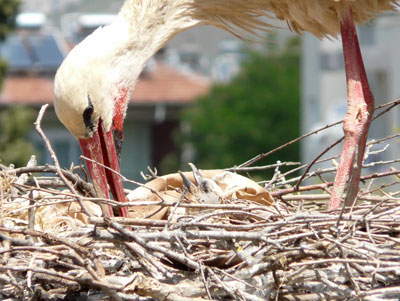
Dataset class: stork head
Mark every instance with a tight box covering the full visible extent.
[54,3,194,217]
[54,23,131,217]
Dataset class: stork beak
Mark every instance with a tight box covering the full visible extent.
[78,119,129,217]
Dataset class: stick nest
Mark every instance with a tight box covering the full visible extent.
[1,161,400,301]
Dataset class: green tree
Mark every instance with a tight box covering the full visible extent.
[0,0,37,167]
[0,106,37,167]
[0,0,19,41]
[179,38,300,176]
[0,0,20,85]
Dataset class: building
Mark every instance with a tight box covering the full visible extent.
[21,0,81,15]
[301,12,400,173]
[0,14,209,185]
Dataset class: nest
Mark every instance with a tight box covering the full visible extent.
[1,102,400,300]
[1,164,400,300]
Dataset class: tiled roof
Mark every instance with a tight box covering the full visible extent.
[132,64,209,104]
[0,76,54,104]
[0,63,210,105]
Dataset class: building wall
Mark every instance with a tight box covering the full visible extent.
[301,13,400,173]
[22,0,81,14]
[120,120,152,187]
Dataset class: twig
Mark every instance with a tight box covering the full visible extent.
[239,120,342,168]
[226,161,300,173]
[34,105,91,217]
[199,261,212,299]
[13,165,96,196]
[295,137,343,190]
[81,155,166,205]
[272,169,400,198]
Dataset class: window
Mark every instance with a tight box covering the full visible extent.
[358,23,375,46]
[320,52,344,71]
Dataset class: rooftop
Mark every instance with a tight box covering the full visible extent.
[0,12,210,107]
[0,63,210,105]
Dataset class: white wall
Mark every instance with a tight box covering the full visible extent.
[301,13,400,172]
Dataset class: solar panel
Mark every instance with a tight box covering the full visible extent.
[0,32,65,72]
[0,35,33,70]
[28,34,64,68]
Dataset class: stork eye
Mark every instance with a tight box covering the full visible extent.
[83,95,95,132]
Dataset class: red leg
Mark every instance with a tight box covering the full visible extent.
[328,8,374,210]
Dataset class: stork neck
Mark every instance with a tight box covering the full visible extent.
[111,1,200,81]
[87,0,201,133]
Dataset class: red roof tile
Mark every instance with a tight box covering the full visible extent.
[0,76,54,104]
[132,64,210,104]
[0,63,210,105]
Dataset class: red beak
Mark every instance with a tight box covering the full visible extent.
[78,119,129,217]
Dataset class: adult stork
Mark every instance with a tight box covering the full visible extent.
[54,0,397,217]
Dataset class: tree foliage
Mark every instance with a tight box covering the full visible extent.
[0,0,19,41]
[0,0,19,86]
[0,105,37,167]
[180,38,300,175]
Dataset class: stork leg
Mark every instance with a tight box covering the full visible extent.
[329,8,374,210]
